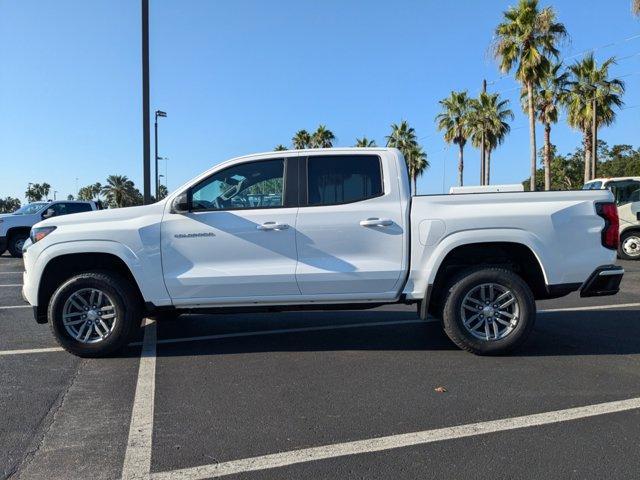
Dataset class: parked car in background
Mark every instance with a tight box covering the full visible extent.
[22,148,623,357]
[0,200,99,257]
[584,177,640,260]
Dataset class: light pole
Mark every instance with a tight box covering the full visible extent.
[142,0,151,204]
[154,110,167,199]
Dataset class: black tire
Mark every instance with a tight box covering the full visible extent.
[48,271,142,357]
[619,231,640,261]
[8,232,28,258]
[441,268,536,355]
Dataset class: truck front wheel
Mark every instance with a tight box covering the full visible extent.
[8,232,29,258]
[441,268,536,355]
[48,271,142,357]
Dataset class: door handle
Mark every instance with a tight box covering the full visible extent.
[359,218,393,227]
[257,222,289,231]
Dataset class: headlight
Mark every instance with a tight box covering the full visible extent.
[30,226,57,243]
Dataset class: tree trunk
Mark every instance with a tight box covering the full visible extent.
[544,122,551,191]
[412,175,417,196]
[527,82,537,191]
[480,134,485,185]
[458,143,464,187]
[485,149,491,185]
[583,130,592,184]
[592,123,598,180]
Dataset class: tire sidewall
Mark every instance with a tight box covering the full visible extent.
[442,269,536,355]
[48,273,138,357]
[8,233,28,258]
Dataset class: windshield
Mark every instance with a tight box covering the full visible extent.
[582,181,602,190]
[605,180,640,206]
[12,202,48,215]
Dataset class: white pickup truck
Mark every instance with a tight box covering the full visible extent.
[22,148,624,357]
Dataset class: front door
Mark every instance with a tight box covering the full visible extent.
[161,157,300,304]
[294,153,406,299]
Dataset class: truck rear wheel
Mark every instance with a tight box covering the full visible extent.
[441,268,536,355]
[48,271,142,357]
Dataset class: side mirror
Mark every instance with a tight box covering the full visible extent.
[630,201,640,220]
[42,208,56,219]
[171,192,189,214]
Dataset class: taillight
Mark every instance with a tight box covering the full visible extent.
[595,202,619,250]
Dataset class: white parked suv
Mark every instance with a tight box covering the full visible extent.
[583,177,640,260]
[0,200,98,258]
[22,148,623,357]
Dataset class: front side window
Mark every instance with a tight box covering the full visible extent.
[191,159,284,211]
[307,155,383,206]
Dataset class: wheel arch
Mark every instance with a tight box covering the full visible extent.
[35,249,145,323]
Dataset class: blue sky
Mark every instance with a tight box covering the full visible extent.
[0,0,638,201]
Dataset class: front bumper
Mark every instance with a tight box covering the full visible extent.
[580,265,624,297]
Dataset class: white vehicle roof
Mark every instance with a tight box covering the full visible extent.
[586,177,640,184]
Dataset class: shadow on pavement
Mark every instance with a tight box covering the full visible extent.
[116,308,640,358]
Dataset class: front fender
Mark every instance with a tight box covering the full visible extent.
[24,240,172,307]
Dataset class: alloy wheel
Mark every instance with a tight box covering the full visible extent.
[62,288,118,343]
[460,283,520,341]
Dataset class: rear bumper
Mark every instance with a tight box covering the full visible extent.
[580,265,624,297]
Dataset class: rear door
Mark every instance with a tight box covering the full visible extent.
[294,153,406,298]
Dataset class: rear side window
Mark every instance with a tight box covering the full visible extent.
[65,203,93,213]
[307,155,383,206]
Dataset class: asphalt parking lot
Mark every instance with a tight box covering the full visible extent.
[2,253,640,480]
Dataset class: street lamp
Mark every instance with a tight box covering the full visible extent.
[158,156,169,191]
[155,110,167,199]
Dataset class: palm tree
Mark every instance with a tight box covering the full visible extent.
[102,175,136,208]
[522,63,568,190]
[157,184,169,200]
[386,120,417,153]
[565,54,625,181]
[493,0,567,191]
[386,121,427,193]
[469,92,514,185]
[273,144,288,151]
[436,91,472,186]
[354,137,376,147]
[633,0,640,16]
[405,144,429,195]
[311,125,335,148]
[292,130,311,149]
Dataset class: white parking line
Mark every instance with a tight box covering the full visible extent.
[0,271,23,274]
[122,319,157,480]
[0,346,64,356]
[539,302,640,313]
[0,284,22,287]
[150,396,640,480]
[0,305,30,310]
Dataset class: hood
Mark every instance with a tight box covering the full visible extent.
[36,202,167,228]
